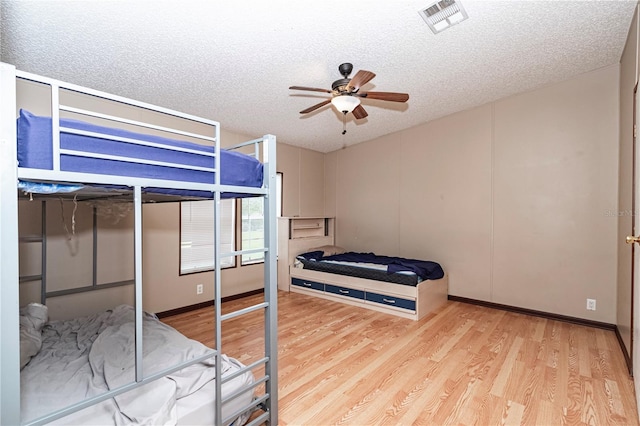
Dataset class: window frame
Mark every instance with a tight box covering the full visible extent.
[179,172,282,273]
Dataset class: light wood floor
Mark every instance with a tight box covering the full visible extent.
[162,291,639,425]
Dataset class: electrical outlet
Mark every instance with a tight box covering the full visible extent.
[196,284,203,295]
[586,298,596,311]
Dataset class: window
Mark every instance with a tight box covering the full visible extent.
[241,197,264,265]
[180,199,235,274]
[241,173,282,265]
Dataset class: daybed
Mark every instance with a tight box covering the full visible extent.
[290,247,448,321]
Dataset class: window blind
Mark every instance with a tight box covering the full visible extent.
[180,199,235,274]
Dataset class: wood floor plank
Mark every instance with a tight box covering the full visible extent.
[162,291,639,425]
[536,399,558,425]
[556,322,571,408]
[512,360,543,424]
[563,372,584,425]
[490,336,524,397]
[429,319,475,362]
[581,378,598,426]
[503,400,525,426]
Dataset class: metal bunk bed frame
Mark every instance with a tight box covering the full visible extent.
[0,62,278,426]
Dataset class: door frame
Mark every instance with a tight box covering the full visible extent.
[631,84,637,376]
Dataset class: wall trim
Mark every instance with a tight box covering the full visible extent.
[448,295,634,375]
[156,289,264,318]
[448,295,615,329]
[614,325,634,375]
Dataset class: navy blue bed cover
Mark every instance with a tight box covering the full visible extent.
[300,251,445,280]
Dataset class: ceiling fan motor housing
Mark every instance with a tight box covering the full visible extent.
[333,63,354,92]
[331,78,351,92]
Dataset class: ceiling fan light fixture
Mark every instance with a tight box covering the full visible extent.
[331,95,360,113]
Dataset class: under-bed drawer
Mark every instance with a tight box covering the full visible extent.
[365,291,416,311]
[292,277,324,291]
[325,284,365,300]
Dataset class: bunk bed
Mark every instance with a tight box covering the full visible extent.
[0,63,278,426]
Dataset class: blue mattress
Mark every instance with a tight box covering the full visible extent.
[17,110,263,197]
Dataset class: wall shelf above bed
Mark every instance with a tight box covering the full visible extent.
[278,217,335,291]
[287,217,333,239]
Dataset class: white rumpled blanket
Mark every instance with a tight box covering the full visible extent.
[21,305,232,425]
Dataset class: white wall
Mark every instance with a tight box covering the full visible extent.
[326,65,620,323]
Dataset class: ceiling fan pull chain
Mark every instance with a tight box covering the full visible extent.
[342,112,347,135]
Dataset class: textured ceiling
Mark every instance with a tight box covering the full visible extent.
[1,0,636,153]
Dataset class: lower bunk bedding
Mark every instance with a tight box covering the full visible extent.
[291,248,448,320]
[20,304,253,426]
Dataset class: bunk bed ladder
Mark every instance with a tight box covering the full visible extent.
[218,135,278,425]
[263,134,279,425]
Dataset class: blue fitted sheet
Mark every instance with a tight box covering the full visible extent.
[17,110,263,197]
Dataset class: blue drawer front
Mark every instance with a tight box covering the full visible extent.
[292,278,324,291]
[325,284,365,300]
[365,292,416,311]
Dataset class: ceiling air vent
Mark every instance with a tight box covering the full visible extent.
[419,0,468,34]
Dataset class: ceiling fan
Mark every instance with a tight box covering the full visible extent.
[289,63,409,134]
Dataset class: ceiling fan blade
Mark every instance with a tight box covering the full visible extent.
[289,86,332,93]
[360,91,409,102]
[346,70,376,92]
[300,99,331,114]
[352,104,368,120]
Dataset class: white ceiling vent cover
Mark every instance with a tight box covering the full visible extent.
[419,0,468,34]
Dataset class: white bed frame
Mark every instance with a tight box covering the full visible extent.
[0,63,278,426]
[280,228,448,321]
[290,266,448,321]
